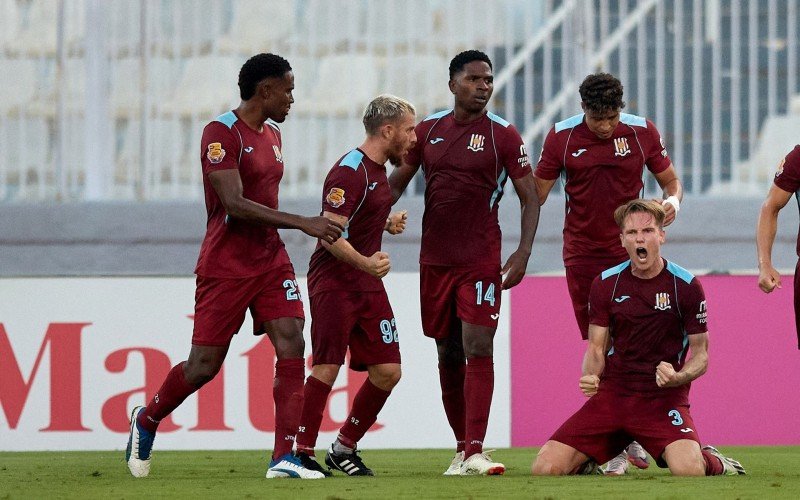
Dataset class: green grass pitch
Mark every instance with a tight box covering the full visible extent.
[1,447,797,499]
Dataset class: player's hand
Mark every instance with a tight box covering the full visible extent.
[655,361,682,387]
[758,265,782,293]
[653,197,677,226]
[385,210,408,235]
[579,374,600,397]
[302,216,344,243]
[501,249,531,290]
[364,251,391,278]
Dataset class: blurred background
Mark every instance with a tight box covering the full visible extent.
[0,0,797,275]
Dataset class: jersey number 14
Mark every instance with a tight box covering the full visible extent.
[475,281,496,307]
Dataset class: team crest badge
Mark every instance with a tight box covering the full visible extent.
[776,157,786,178]
[467,134,485,152]
[273,145,283,163]
[326,187,346,208]
[654,292,672,311]
[613,137,631,157]
[206,142,225,164]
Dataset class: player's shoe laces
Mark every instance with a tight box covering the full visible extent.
[702,445,746,475]
[297,451,332,477]
[459,450,505,475]
[325,445,374,476]
[125,406,155,478]
[626,441,650,469]
[603,451,630,476]
[443,451,465,475]
[266,452,325,479]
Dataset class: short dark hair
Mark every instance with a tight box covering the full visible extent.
[238,53,292,100]
[614,199,665,230]
[449,50,492,80]
[579,73,626,113]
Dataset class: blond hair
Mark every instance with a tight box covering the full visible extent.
[362,94,415,135]
[613,199,666,230]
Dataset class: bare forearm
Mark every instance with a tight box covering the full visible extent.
[756,207,779,268]
[322,238,369,272]
[225,197,305,229]
[661,177,683,200]
[581,345,605,377]
[517,199,540,254]
[675,350,708,385]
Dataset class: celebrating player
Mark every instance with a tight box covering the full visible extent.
[389,50,540,475]
[292,94,416,476]
[125,53,342,480]
[757,145,800,349]
[531,200,745,477]
[533,72,683,473]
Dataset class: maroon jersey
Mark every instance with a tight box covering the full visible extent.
[404,110,531,267]
[772,145,800,256]
[195,111,289,278]
[308,148,392,296]
[588,259,707,402]
[536,113,671,266]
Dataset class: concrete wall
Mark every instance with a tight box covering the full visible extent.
[0,196,796,277]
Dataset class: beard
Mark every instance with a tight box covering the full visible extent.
[388,152,403,166]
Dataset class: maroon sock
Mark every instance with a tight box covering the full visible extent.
[272,358,305,460]
[338,379,392,446]
[464,356,494,458]
[138,362,197,433]
[702,449,725,475]
[438,361,466,452]
[295,375,333,455]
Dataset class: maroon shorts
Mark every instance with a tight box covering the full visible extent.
[309,289,401,371]
[192,266,304,346]
[549,386,700,467]
[566,259,626,339]
[419,264,502,339]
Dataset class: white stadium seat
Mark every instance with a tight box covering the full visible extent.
[216,0,296,55]
[159,56,242,118]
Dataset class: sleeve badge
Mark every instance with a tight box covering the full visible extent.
[326,187,346,208]
[776,157,786,178]
[206,142,226,164]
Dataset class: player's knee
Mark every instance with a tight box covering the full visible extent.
[369,365,401,391]
[531,445,569,476]
[273,333,305,359]
[669,457,705,476]
[531,457,568,476]
[184,359,222,387]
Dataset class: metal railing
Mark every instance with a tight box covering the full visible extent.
[0,0,797,201]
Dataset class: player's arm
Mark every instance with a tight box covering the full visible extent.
[532,173,557,206]
[388,160,420,205]
[208,169,342,242]
[656,332,708,387]
[757,184,793,293]
[384,210,408,235]
[501,173,540,289]
[320,211,391,278]
[580,324,609,397]
[653,164,683,226]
